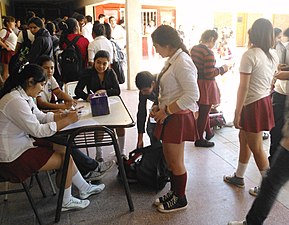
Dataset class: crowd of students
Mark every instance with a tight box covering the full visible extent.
[134,18,289,224]
[0,10,126,212]
[1,10,289,223]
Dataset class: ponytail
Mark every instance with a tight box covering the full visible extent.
[152,25,190,56]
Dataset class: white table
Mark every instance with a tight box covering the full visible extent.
[62,96,135,131]
[55,95,135,223]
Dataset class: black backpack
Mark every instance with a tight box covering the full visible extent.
[111,40,126,84]
[9,29,31,75]
[121,142,170,192]
[58,36,82,83]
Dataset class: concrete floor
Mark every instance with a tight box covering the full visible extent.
[1,89,289,225]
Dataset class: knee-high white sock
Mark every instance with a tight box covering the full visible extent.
[72,171,90,192]
[62,186,72,205]
[235,162,248,178]
[118,136,125,155]
[95,146,103,159]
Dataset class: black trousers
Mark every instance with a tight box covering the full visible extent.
[246,145,289,225]
[269,92,286,164]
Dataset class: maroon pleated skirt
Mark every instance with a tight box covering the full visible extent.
[198,79,221,105]
[0,141,54,183]
[0,49,15,64]
[154,110,199,144]
[240,95,275,133]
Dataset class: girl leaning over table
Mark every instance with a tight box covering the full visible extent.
[75,50,126,161]
[0,64,105,212]
[150,25,200,213]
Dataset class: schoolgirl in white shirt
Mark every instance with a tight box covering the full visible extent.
[0,64,104,212]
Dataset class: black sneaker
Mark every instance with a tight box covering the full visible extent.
[195,139,215,147]
[154,190,174,206]
[157,194,188,213]
[205,131,215,140]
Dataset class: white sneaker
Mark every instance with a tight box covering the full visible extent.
[79,183,105,199]
[228,221,246,225]
[96,160,115,173]
[249,186,260,197]
[61,196,90,212]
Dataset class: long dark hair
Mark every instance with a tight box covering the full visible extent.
[0,64,46,99]
[28,17,44,28]
[151,25,189,55]
[248,18,274,59]
[59,18,78,46]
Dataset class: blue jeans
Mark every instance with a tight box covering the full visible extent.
[45,133,98,176]
[246,145,289,225]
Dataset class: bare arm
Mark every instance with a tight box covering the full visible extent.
[54,110,79,131]
[234,72,250,129]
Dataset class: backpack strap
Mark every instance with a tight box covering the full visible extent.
[64,36,80,48]
[23,29,29,43]
[1,28,11,43]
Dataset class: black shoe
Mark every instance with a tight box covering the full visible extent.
[205,131,215,140]
[195,139,215,147]
[262,132,269,140]
[157,194,188,213]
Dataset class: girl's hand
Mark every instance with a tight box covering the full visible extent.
[193,111,199,120]
[154,108,168,124]
[66,111,79,123]
[233,112,242,129]
[64,100,73,109]
[149,105,159,118]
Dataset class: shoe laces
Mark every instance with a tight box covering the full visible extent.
[164,195,178,208]
[160,190,173,202]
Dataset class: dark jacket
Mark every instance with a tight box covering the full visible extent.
[137,90,156,133]
[26,28,53,63]
[75,67,120,100]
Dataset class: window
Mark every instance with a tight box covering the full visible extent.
[141,9,157,34]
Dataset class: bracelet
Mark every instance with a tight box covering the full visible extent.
[165,105,172,116]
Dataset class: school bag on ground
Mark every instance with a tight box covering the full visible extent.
[9,29,31,75]
[209,110,226,129]
[120,142,170,192]
[58,36,82,83]
[111,39,126,84]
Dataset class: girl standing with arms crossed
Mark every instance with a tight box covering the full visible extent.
[150,25,199,213]
[224,18,279,196]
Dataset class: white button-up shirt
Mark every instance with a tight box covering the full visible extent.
[0,87,57,162]
[158,48,200,112]
[87,36,114,63]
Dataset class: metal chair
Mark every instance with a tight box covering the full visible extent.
[0,173,45,225]
[55,125,134,222]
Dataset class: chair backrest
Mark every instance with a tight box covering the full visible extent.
[68,126,117,149]
[64,81,78,98]
[64,81,87,99]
